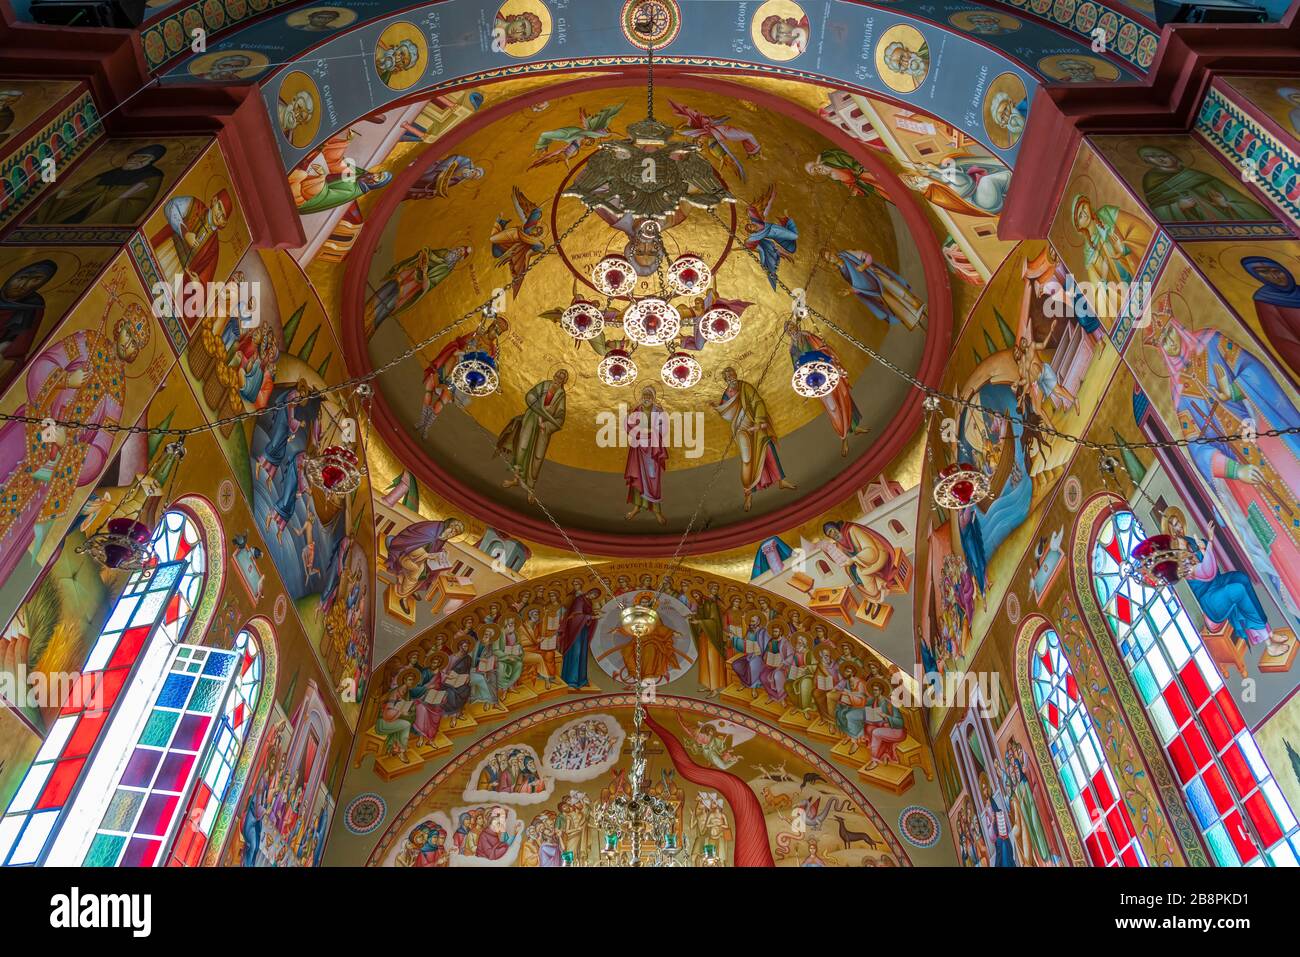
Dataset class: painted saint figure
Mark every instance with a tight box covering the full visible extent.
[384,518,464,615]
[496,369,568,502]
[744,184,797,291]
[0,259,57,388]
[823,248,926,329]
[1137,146,1272,223]
[151,191,234,288]
[490,186,545,297]
[32,144,168,226]
[367,245,471,333]
[786,321,867,456]
[1241,255,1300,384]
[713,366,795,511]
[624,385,668,524]
[556,583,601,689]
[1070,194,1151,287]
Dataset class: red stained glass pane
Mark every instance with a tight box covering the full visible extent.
[1115,593,1133,625]
[59,674,99,716]
[63,710,108,759]
[1066,673,1079,701]
[1163,683,1191,728]
[1244,792,1282,847]
[1223,810,1258,863]
[97,667,130,710]
[1221,745,1256,796]
[1106,806,1130,844]
[1047,702,1059,729]
[1082,785,1098,816]
[1040,651,1053,676]
[164,593,181,625]
[1201,704,1233,752]
[1215,687,1246,734]
[36,757,86,809]
[1183,723,1212,770]
[108,626,151,670]
[1084,831,1106,867]
[1180,659,1210,708]
[1104,535,1123,563]
[1094,769,1115,809]
[1121,844,1142,867]
[121,837,161,868]
[1203,765,1235,815]
[1168,736,1197,784]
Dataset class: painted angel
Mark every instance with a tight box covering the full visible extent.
[529,103,624,169]
[744,184,797,291]
[490,187,545,297]
[668,99,760,180]
[678,714,741,770]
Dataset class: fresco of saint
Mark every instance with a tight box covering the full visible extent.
[713,366,795,511]
[31,144,167,226]
[823,248,926,329]
[1241,255,1300,383]
[1146,294,1300,628]
[1137,145,1273,223]
[0,259,57,388]
[624,385,668,524]
[785,321,866,455]
[150,190,234,287]
[367,245,471,333]
[1070,194,1151,287]
[496,369,568,502]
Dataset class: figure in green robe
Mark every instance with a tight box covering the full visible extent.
[367,245,470,333]
[1138,145,1272,223]
[496,370,568,501]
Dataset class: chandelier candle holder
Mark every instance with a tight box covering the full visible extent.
[593,255,638,298]
[792,349,841,398]
[597,348,638,387]
[78,437,187,570]
[561,300,606,341]
[622,297,681,346]
[661,350,702,389]
[304,445,364,499]
[933,463,989,510]
[667,254,712,297]
[450,350,500,396]
[699,306,741,343]
[1128,534,1198,588]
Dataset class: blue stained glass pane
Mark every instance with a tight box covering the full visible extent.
[157,674,195,709]
[1060,764,1078,801]
[1132,659,1158,704]
[202,652,235,678]
[150,562,182,592]
[83,833,125,867]
[1186,778,1217,829]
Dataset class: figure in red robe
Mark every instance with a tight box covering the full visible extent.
[1242,255,1300,385]
[624,385,668,524]
[151,190,233,288]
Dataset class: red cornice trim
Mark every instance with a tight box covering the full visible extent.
[0,4,302,248]
[1000,8,1300,240]
[343,71,952,557]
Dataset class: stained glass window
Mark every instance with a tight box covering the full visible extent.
[0,508,269,867]
[1092,509,1300,867]
[166,629,263,866]
[1031,627,1147,867]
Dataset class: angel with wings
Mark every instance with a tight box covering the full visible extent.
[744,184,798,291]
[677,289,754,350]
[677,714,741,770]
[490,187,546,297]
[529,103,624,169]
[669,99,760,181]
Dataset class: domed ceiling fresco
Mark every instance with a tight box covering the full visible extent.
[348,81,933,542]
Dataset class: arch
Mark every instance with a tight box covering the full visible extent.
[1088,503,1300,866]
[162,494,227,649]
[1017,614,1146,866]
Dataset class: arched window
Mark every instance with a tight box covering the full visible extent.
[166,627,264,867]
[1092,509,1300,867]
[1030,627,1146,867]
[0,504,270,868]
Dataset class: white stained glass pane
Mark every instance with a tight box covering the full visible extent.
[1162,626,1192,669]
[1270,842,1298,867]
[1194,648,1224,692]
[1149,599,1171,631]
[6,762,53,814]
[9,810,58,865]
[103,594,141,634]
[1147,697,1178,743]
[1070,795,1091,830]
[1146,642,1173,686]
[0,814,24,863]
[130,588,171,632]
[33,716,78,765]
[1240,736,1270,780]
[1264,780,1298,831]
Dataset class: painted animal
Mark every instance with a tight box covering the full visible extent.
[761,786,793,812]
[835,815,884,851]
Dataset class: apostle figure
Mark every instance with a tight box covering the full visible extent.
[1147,293,1300,631]
[805,149,884,201]
[608,593,682,684]
[416,316,507,436]
[375,37,420,85]
[367,245,471,333]
[823,248,925,329]
[713,366,795,512]
[0,259,57,387]
[32,144,168,226]
[556,584,601,689]
[406,154,485,200]
[688,584,727,697]
[1241,255,1300,384]
[497,369,568,503]
[151,190,234,287]
[624,385,668,524]
[384,518,464,614]
[906,155,1012,218]
[732,613,770,695]
[289,131,392,215]
[1138,146,1272,223]
[786,321,867,456]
